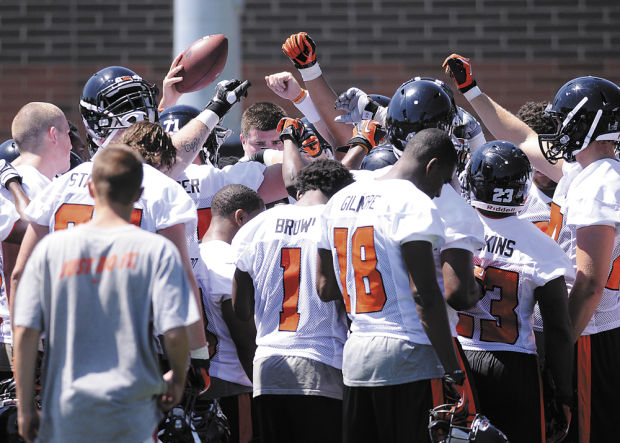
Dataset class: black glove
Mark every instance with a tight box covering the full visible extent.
[205,79,251,119]
[442,53,477,94]
[187,358,210,394]
[0,159,21,188]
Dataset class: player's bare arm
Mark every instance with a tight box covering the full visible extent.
[158,52,184,112]
[169,79,250,179]
[159,325,190,411]
[316,248,342,302]
[443,53,563,182]
[569,224,615,340]
[232,268,255,321]
[222,299,257,381]
[440,248,482,311]
[536,276,573,441]
[402,240,460,374]
[282,32,352,148]
[10,223,48,320]
[14,325,41,443]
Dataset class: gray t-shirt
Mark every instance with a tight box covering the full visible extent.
[14,224,199,443]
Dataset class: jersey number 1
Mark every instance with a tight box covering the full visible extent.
[279,248,301,331]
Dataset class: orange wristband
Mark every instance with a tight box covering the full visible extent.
[292,89,308,104]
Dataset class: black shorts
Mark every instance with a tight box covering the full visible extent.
[464,349,543,443]
[343,378,444,443]
[218,393,256,443]
[568,327,620,443]
[254,394,342,443]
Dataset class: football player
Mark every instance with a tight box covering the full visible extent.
[458,141,574,442]
[444,53,620,442]
[10,67,247,374]
[232,147,353,443]
[196,184,264,443]
[316,128,463,442]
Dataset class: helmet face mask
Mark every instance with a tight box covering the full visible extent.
[386,77,458,158]
[80,66,158,154]
[465,141,532,214]
[429,403,508,443]
[538,76,620,163]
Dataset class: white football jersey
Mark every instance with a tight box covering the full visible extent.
[319,179,446,345]
[519,183,553,232]
[196,240,252,387]
[24,161,196,233]
[0,166,48,344]
[457,214,574,354]
[0,194,19,334]
[234,204,348,369]
[0,165,50,204]
[178,162,265,271]
[563,158,620,335]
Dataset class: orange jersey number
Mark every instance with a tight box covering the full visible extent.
[279,248,302,331]
[457,267,520,344]
[605,255,620,291]
[196,208,213,240]
[333,226,387,314]
[547,202,563,242]
[54,203,143,231]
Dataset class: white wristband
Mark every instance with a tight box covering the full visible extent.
[463,86,482,101]
[190,345,210,360]
[293,93,321,123]
[298,63,323,82]
[263,149,282,166]
[196,109,219,132]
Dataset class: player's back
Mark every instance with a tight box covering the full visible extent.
[457,213,573,354]
[320,178,445,344]
[233,204,347,368]
[25,161,196,233]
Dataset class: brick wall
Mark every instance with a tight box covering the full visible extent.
[1,0,619,141]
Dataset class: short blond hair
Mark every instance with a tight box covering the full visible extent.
[11,102,66,153]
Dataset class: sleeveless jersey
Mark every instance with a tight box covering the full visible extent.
[196,240,252,387]
[24,161,196,234]
[457,214,573,353]
[319,178,446,344]
[234,204,348,369]
[564,158,620,335]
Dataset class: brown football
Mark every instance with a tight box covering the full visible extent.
[174,34,228,93]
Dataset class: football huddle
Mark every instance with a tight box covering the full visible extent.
[0,29,618,443]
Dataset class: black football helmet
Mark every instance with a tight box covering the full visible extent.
[361,145,397,170]
[79,66,158,154]
[386,77,458,158]
[159,104,232,166]
[539,76,620,163]
[0,140,19,163]
[465,140,532,214]
[429,403,509,443]
[368,93,391,108]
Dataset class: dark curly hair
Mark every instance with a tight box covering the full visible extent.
[211,184,264,217]
[295,159,354,199]
[516,101,556,135]
[120,121,177,171]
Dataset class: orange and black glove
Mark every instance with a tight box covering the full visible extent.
[282,32,317,69]
[277,117,305,145]
[442,53,477,94]
[300,132,323,158]
[347,120,386,154]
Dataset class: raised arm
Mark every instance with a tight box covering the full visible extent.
[442,54,563,182]
[168,80,250,178]
[282,32,353,148]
